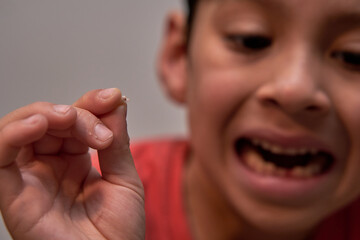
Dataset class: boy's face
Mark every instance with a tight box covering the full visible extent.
[180,0,360,234]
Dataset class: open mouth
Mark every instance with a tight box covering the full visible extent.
[234,138,334,178]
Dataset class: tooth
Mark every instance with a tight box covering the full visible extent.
[270,145,282,154]
[264,162,276,175]
[247,154,258,169]
[254,158,267,174]
[251,139,261,146]
[302,166,314,178]
[250,138,321,157]
[245,139,325,178]
[245,149,264,171]
[261,141,270,151]
[308,163,321,175]
[255,157,268,174]
[285,148,298,156]
[292,166,307,178]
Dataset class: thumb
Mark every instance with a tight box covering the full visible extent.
[97,103,143,193]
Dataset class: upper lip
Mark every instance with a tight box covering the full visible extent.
[236,128,337,160]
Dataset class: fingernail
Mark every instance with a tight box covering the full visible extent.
[99,88,119,100]
[23,114,41,125]
[53,105,71,114]
[94,124,113,141]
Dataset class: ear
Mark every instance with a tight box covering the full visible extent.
[157,11,188,104]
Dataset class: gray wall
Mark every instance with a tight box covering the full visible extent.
[0,0,186,238]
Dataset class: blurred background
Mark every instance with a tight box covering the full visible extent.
[0,0,186,238]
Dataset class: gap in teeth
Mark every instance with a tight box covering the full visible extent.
[251,139,318,156]
[245,148,322,178]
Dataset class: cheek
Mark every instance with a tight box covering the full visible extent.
[187,70,245,142]
[187,54,262,124]
[330,84,360,204]
[186,48,269,160]
[186,69,261,179]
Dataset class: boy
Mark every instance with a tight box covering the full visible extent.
[1,0,360,239]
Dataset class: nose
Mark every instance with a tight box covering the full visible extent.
[255,50,331,116]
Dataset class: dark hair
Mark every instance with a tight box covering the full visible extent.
[185,0,198,42]
[186,0,198,27]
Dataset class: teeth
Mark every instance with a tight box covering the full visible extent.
[246,150,265,173]
[243,147,323,178]
[292,166,311,178]
[291,164,322,178]
[251,139,319,156]
[285,148,298,155]
[264,162,276,175]
[308,164,321,175]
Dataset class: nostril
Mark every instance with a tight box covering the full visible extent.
[261,97,327,115]
[306,105,320,112]
[263,98,279,107]
[256,81,331,115]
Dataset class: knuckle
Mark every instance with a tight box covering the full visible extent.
[76,108,92,120]
[76,108,100,128]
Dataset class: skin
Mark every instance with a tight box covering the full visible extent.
[158,0,360,239]
[3,0,360,239]
[0,89,145,240]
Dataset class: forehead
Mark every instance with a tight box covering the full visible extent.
[197,0,360,17]
[195,0,360,31]
[202,0,360,8]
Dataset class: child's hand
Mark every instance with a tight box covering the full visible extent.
[0,89,145,240]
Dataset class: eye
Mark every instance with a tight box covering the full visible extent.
[225,34,272,53]
[331,51,360,71]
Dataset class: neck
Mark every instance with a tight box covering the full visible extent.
[184,154,314,240]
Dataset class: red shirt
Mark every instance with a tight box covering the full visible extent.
[92,139,192,240]
[92,139,360,240]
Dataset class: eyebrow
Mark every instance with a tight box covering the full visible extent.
[229,0,285,8]
[217,0,289,18]
[228,0,279,7]
[215,0,288,14]
[224,0,360,27]
[326,13,360,31]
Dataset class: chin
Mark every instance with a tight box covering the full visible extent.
[231,193,330,237]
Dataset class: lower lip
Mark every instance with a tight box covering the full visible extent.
[230,151,335,204]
